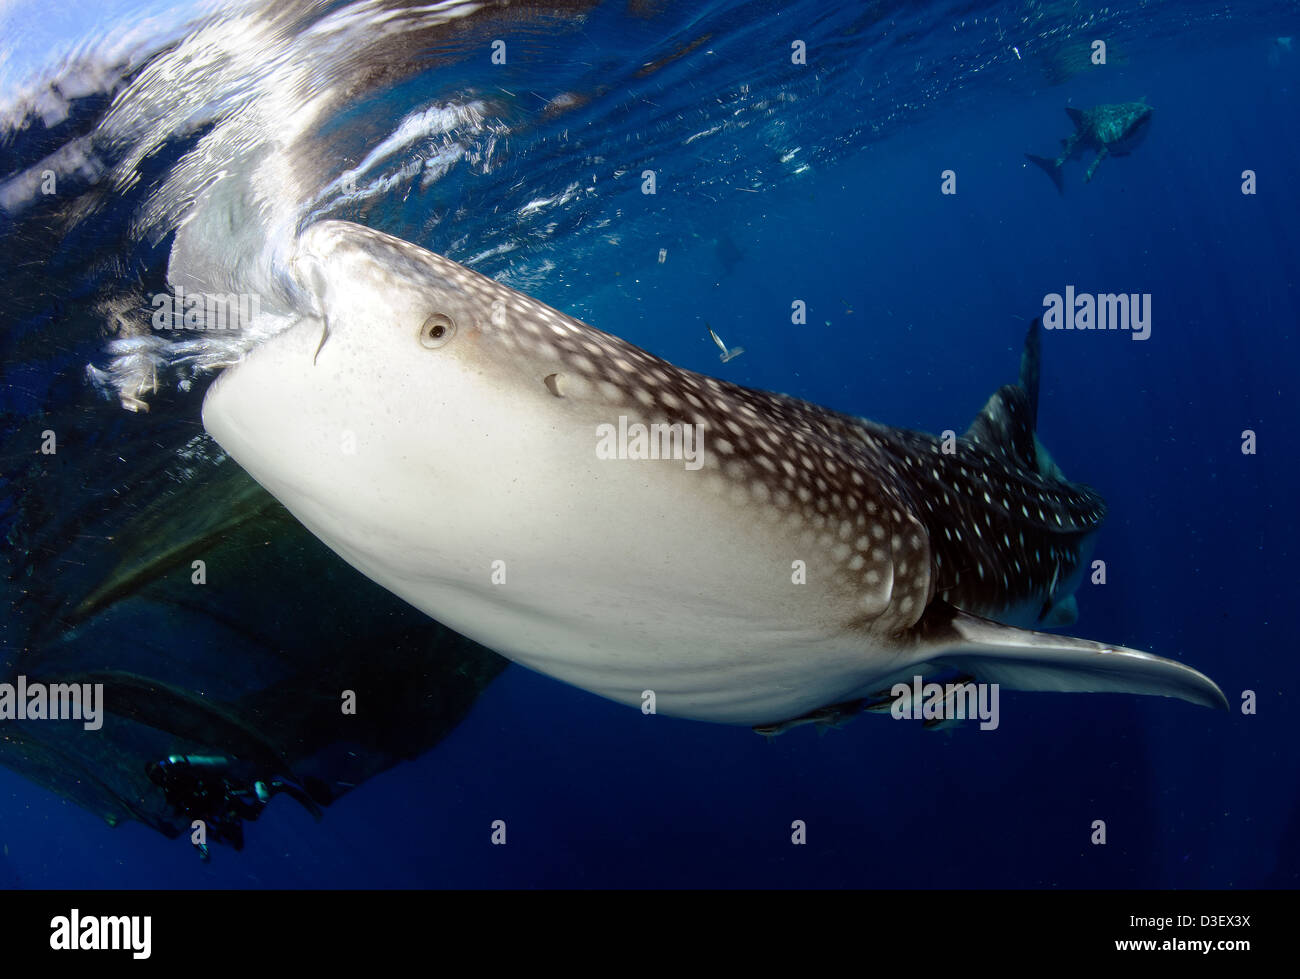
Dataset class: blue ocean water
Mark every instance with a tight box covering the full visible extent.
[0,0,1297,888]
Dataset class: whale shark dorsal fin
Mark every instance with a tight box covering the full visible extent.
[1017,318,1041,430]
[1065,106,1087,128]
[913,602,1228,709]
[964,386,1039,472]
[963,321,1042,472]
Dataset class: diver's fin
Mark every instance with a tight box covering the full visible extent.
[1065,106,1087,128]
[1025,153,1065,194]
[1085,145,1109,182]
[913,602,1228,709]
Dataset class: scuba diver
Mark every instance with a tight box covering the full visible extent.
[146,753,324,860]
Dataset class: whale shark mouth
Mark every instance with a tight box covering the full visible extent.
[201,219,1226,728]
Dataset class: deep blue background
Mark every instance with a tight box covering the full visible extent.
[0,10,1296,888]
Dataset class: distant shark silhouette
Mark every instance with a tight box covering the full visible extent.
[1026,102,1152,192]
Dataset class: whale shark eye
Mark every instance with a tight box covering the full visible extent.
[419,312,456,349]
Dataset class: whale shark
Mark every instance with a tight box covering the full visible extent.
[201,220,1225,730]
[1027,101,1153,192]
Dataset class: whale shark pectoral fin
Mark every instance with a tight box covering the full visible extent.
[1085,145,1109,182]
[1025,154,1065,194]
[913,602,1229,710]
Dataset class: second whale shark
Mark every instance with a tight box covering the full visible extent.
[201,221,1224,729]
[1027,101,1153,191]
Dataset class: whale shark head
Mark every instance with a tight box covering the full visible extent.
[204,219,1225,727]
[203,219,603,606]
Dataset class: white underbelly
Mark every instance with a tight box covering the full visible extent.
[276,468,912,726]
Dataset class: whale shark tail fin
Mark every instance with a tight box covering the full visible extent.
[1025,153,1065,194]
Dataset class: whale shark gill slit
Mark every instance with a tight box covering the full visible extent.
[200,220,1225,728]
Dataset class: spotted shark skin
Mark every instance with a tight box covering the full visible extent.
[201,220,1225,729]
[1027,101,1153,191]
